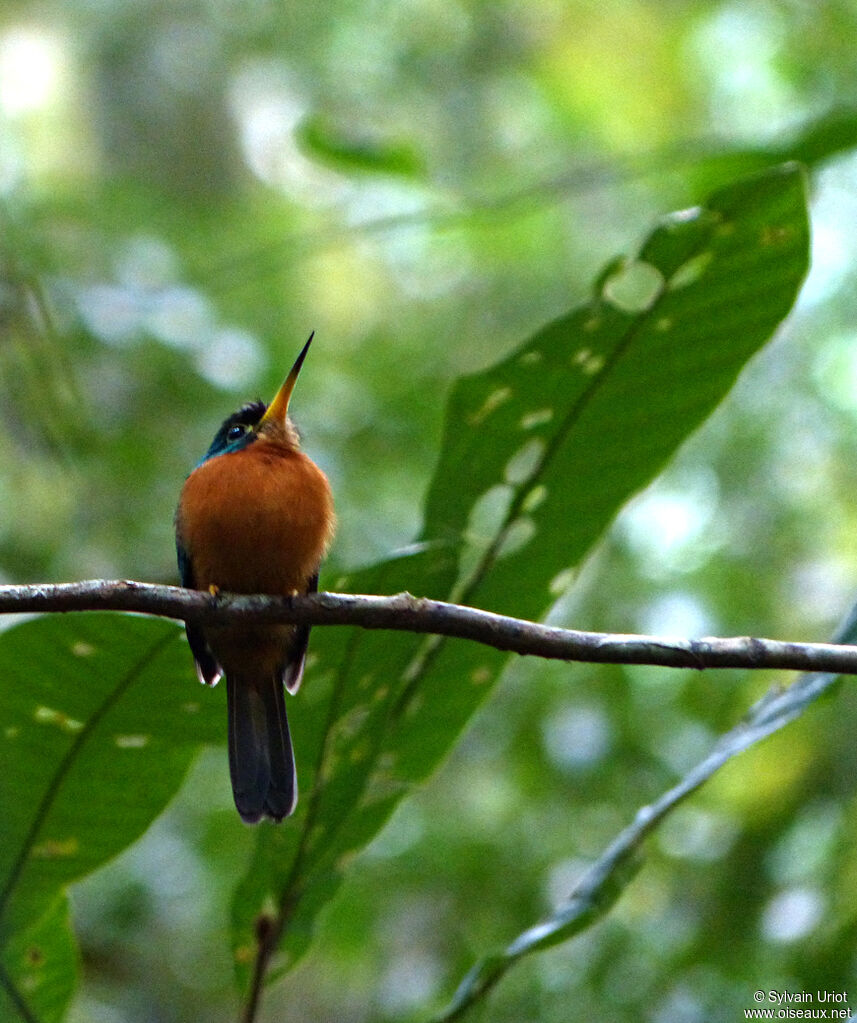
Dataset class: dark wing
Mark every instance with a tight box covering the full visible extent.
[281,571,318,695]
[176,539,222,687]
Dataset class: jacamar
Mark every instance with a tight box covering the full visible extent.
[175,334,335,823]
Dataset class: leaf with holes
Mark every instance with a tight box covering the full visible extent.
[0,614,223,1019]
[229,164,810,992]
[387,163,811,775]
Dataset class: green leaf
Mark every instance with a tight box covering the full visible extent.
[389,162,811,779]
[295,113,424,177]
[0,613,224,997]
[230,164,810,991]
[0,897,78,1023]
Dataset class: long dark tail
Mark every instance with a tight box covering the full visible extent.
[226,672,297,823]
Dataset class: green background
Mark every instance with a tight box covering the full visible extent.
[0,1,856,1020]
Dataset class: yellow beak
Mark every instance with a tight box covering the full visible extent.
[259,332,314,427]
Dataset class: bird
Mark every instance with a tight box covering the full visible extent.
[175,334,335,823]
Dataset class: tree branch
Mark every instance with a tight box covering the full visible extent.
[432,600,857,1021]
[0,579,855,676]
[434,655,844,1021]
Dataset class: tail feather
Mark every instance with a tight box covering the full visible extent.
[227,672,297,823]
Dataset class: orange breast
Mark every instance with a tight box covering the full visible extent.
[177,442,335,596]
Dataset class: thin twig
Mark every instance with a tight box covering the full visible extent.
[0,579,855,676]
[432,607,857,1021]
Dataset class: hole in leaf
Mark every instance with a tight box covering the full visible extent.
[549,567,576,596]
[34,705,83,733]
[668,251,713,290]
[465,484,514,545]
[520,408,553,430]
[337,705,371,740]
[496,516,536,559]
[115,734,150,749]
[571,347,605,375]
[504,439,545,485]
[663,205,705,226]
[602,260,664,312]
[468,386,512,426]
[521,484,547,513]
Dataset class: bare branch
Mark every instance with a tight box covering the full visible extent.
[434,657,844,1021]
[432,601,857,1022]
[0,579,855,676]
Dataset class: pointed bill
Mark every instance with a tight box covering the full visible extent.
[260,332,314,427]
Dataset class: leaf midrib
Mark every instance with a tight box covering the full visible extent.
[0,627,177,930]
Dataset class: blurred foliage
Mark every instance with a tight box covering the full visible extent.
[1,0,857,1021]
[0,168,810,1022]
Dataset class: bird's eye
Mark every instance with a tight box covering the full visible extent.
[227,424,248,442]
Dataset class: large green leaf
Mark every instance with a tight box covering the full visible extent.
[229,164,810,990]
[0,614,223,1019]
